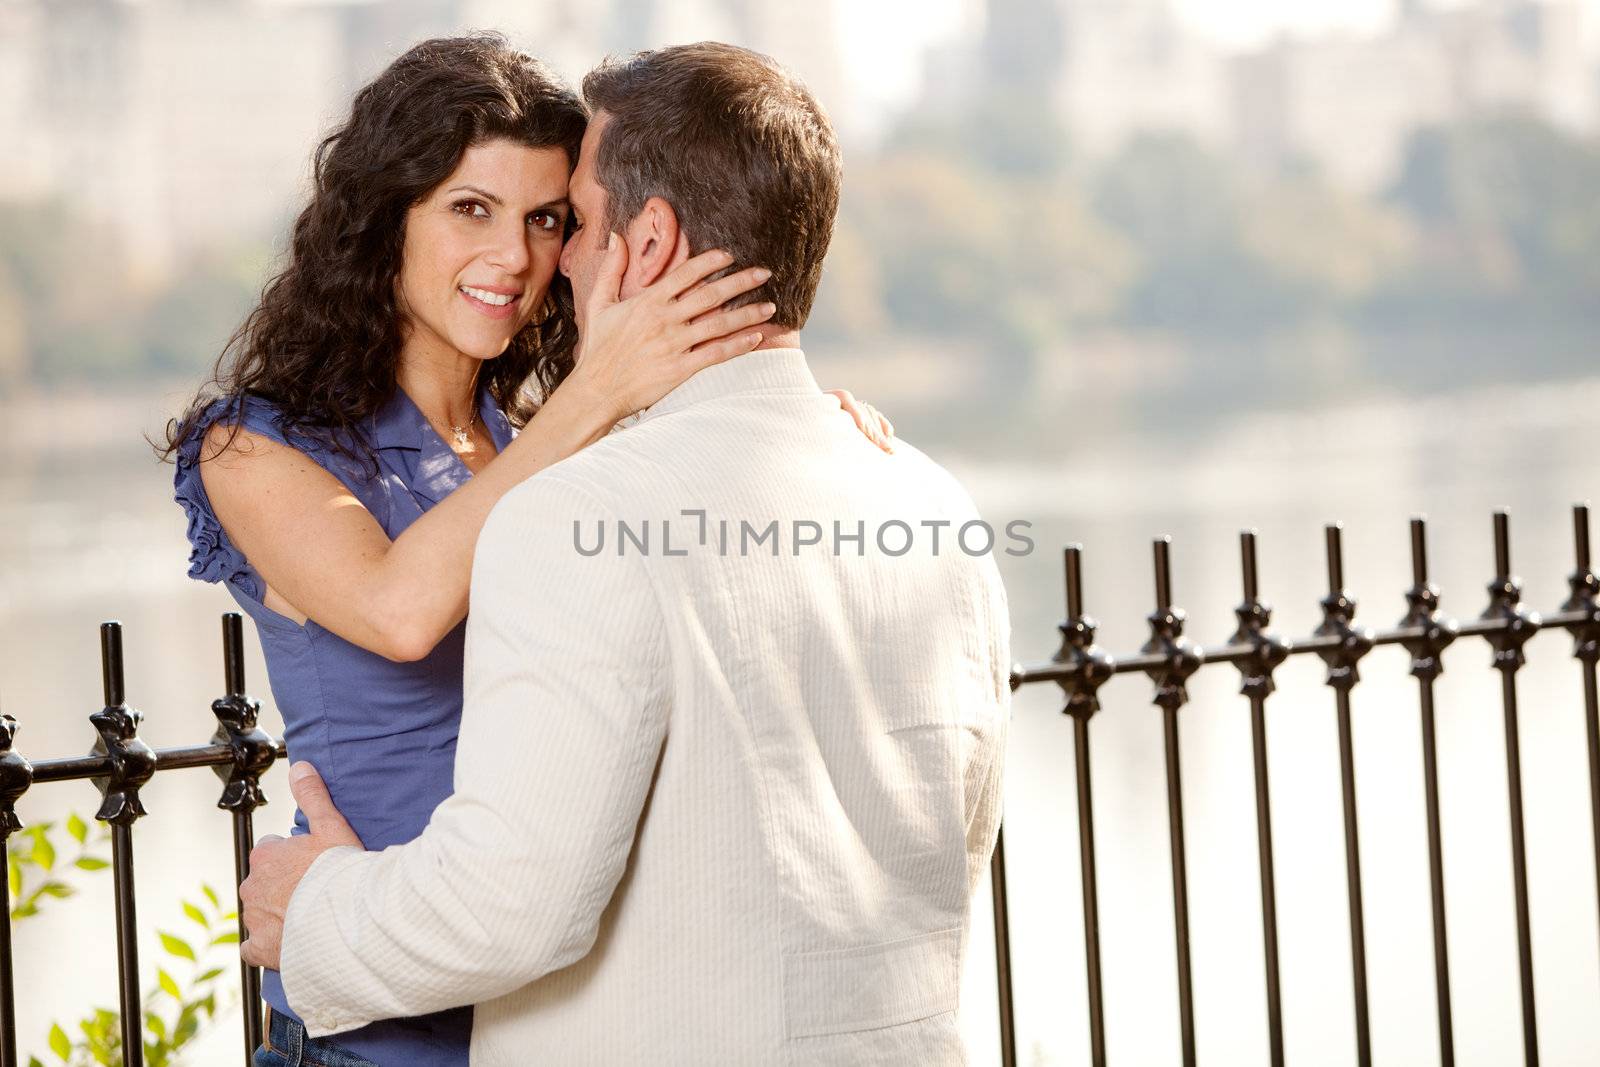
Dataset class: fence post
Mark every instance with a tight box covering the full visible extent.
[1144,537,1202,1067]
[1055,545,1115,1067]
[209,613,277,1062]
[0,715,33,1067]
[989,826,1016,1067]
[89,622,157,1067]
[1399,516,1458,1066]
[1479,513,1541,1067]
[1228,530,1289,1067]
[1313,523,1376,1067]
[1559,504,1600,979]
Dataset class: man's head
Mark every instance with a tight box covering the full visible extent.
[560,42,841,332]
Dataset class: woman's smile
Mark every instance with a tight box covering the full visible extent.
[458,283,524,319]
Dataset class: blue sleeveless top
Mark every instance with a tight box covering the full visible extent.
[172,383,516,1066]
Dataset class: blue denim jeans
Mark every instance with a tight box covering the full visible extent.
[252,1008,378,1067]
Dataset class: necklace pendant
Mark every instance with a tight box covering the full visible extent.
[451,426,469,449]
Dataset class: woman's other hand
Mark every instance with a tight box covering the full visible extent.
[567,235,776,422]
[826,389,896,454]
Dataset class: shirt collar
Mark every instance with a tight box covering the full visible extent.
[629,348,820,427]
[479,384,515,451]
[369,380,516,506]
[369,380,514,453]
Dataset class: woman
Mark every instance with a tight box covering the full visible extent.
[161,34,892,1067]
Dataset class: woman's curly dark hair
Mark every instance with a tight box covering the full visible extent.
[156,33,588,468]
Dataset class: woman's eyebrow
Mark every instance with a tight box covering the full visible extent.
[447,184,503,205]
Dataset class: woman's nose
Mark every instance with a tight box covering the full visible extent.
[487,226,531,274]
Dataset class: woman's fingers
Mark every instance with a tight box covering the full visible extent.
[832,389,866,428]
[868,404,896,452]
[682,330,765,369]
[684,300,777,350]
[676,266,773,320]
[656,248,738,301]
[828,390,894,453]
[586,232,629,318]
[859,408,891,452]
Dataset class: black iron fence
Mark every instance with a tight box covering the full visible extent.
[4,506,1597,1066]
[0,614,281,1067]
[995,504,1600,1067]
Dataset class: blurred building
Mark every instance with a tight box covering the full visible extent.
[1053,0,1232,159]
[597,0,844,128]
[0,0,844,283]
[2,0,361,283]
[1236,0,1598,191]
[936,0,1233,161]
[924,0,1599,191]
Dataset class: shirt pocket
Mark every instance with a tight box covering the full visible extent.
[781,925,962,1039]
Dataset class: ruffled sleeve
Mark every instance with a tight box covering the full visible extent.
[171,394,287,603]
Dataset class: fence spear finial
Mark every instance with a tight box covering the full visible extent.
[1055,545,1114,720]
[1145,537,1202,709]
[88,622,156,827]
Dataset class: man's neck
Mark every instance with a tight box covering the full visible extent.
[750,326,802,352]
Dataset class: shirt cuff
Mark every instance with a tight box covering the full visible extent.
[279,843,372,1037]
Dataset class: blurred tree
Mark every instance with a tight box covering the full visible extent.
[1240,178,1416,308]
[1093,132,1300,333]
[137,245,265,376]
[0,260,27,394]
[838,149,1131,378]
[0,201,72,308]
[805,220,890,346]
[1387,115,1600,309]
[0,201,268,386]
[1004,176,1136,337]
[0,199,141,382]
[1094,132,1237,253]
[2,112,1596,416]
[891,92,1072,179]
[848,152,1009,346]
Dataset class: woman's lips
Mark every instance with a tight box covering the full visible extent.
[458,286,520,320]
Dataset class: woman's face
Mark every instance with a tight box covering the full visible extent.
[395,138,572,365]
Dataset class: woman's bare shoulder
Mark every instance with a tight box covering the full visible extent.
[197,419,351,505]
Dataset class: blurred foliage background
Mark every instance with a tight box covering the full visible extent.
[4,111,1597,447]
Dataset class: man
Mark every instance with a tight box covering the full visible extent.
[242,41,1011,1065]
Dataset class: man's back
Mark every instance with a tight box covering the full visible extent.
[444,349,1006,1064]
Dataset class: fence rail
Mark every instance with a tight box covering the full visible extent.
[4,506,1598,1066]
[0,614,283,1067]
[996,504,1600,1067]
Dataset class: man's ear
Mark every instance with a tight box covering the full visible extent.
[623,196,689,293]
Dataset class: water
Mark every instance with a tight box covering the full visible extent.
[1,375,1597,1065]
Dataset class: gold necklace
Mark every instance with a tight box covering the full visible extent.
[444,366,484,450]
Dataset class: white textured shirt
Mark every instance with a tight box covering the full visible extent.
[280,348,1012,1065]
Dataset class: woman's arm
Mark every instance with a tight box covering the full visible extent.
[266,476,671,1026]
[199,245,774,662]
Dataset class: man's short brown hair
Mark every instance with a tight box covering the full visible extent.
[582,42,841,330]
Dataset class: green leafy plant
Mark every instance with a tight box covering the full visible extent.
[30,883,238,1067]
[7,813,112,920]
[9,814,239,1066]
